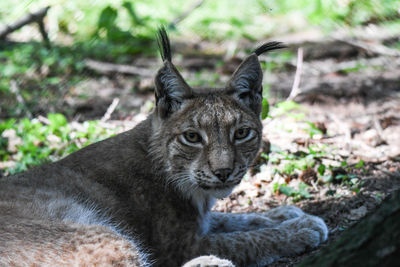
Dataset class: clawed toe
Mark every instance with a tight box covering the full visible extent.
[278,214,328,254]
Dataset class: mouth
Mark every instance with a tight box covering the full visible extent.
[197,181,240,199]
[199,183,233,190]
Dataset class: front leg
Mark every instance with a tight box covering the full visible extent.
[210,212,277,233]
[210,206,305,233]
[190,214,328,267]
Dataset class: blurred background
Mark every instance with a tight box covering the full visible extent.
[1,0,399,122]
[1,2,400,261]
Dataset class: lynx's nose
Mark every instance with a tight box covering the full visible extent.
[213,168,232,183]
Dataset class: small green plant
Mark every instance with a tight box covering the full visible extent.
[270,145,326,177]
[261,97,270,119]
[274,182,312,202]
[339,63,368,74]
[272,101,303,117]
[0,114,118,175]
[355,159,364,168]
[304,122,324,138]
[0,43,90,118]
[93,2,154,54]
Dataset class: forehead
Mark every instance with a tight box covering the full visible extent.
[173,94,256,129]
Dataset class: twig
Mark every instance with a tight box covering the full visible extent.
[0,6,50,45]
[10,80,32,118]
[300,56,400,77]
[372,115,386,143]
[85,59,154,77]
[337,38,400,57]
[168,0,205,29]
[38,115,51,125]
[37,19,50,48]
[101,98,120,122]
[310,180,319,192]
[287,47,303,101]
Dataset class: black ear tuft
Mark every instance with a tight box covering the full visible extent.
[154,27,192,118]
[253,41,286,56]
[227,41,285,115]
[157,26,172,62]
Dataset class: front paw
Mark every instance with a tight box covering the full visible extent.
[182,255,234,267]
[278,214,328,255]
[263,205,304,222]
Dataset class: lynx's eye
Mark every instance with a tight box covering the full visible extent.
[234,127,250,140]
[183,131,202,143]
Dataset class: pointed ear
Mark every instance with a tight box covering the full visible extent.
[227,41,286,114]
[227,54,263,114]
[154,26,192,118]
[155,62,192,118]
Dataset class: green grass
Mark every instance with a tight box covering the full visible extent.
[0,42,86,118]
[263,143,366,201]
[0,114,118,175]
[1,0,398,117]
[273,182,312,202]
[1,0,398,42]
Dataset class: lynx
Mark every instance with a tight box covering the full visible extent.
[0,28,327,267]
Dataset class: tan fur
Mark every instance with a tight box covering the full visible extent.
[0,30,327,266]
[0,217,142,266]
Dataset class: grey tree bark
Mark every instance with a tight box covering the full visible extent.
[298,189,400,267]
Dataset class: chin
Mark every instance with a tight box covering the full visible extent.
[207,187,234,199]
